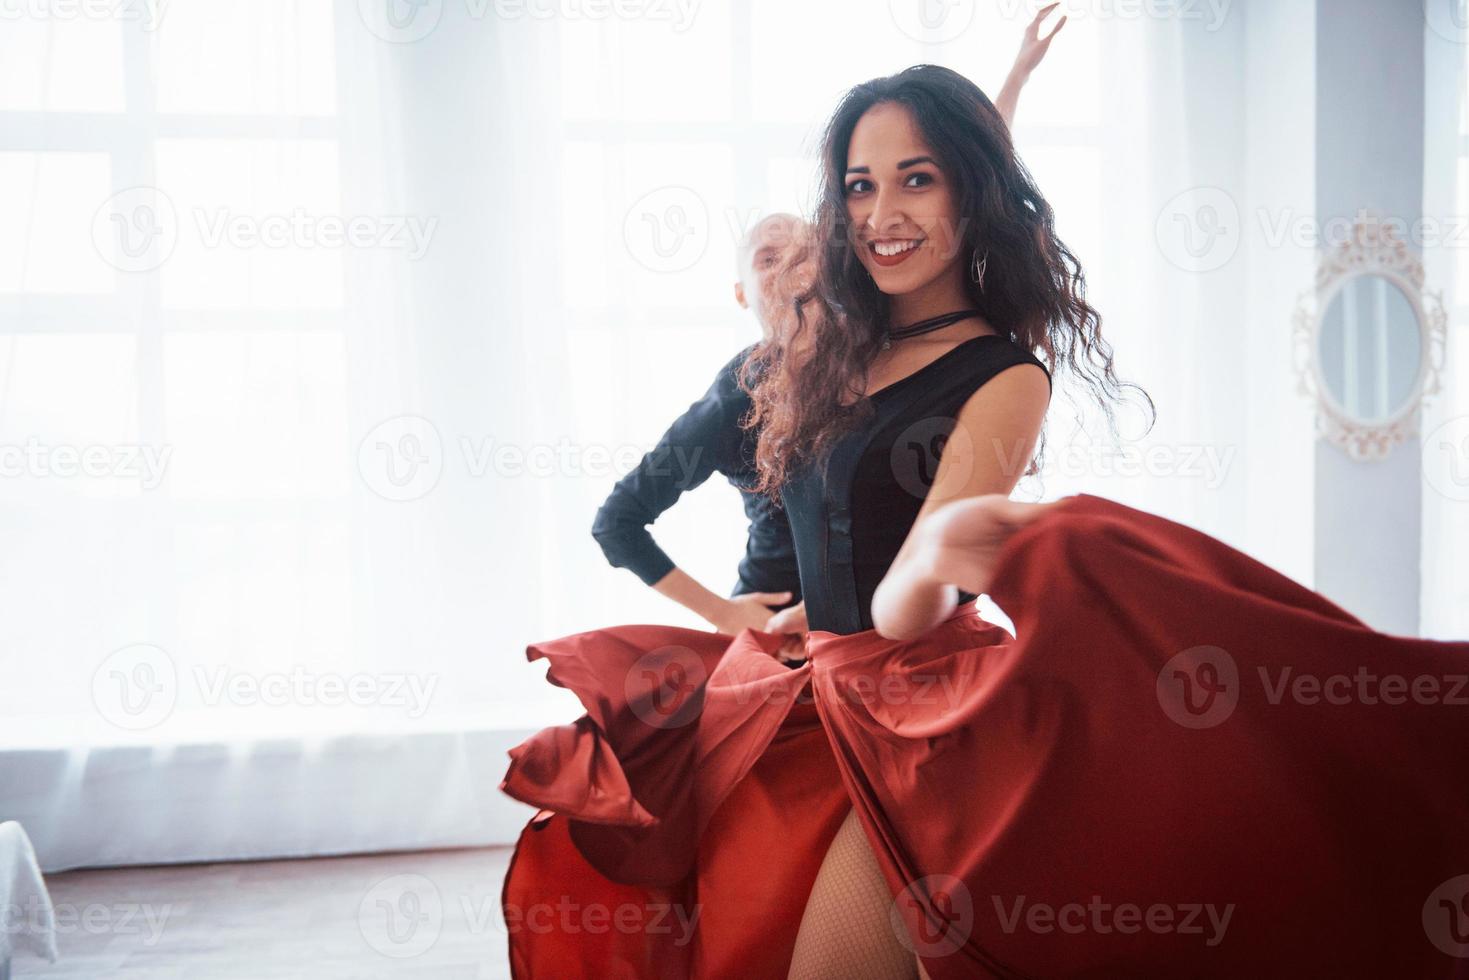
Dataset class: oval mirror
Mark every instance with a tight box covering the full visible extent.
[1316,273,1422,423]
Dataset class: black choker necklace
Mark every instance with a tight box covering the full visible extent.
[880,309,983,350]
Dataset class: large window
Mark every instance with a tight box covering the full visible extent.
[0,6,363,736]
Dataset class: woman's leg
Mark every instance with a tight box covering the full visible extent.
[787,808,921,980]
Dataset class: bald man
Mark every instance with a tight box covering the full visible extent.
[591,213,808,641]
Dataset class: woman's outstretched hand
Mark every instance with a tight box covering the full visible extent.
[1013,3,1067,80]
[871,494,1064,641]
[995,3,1067,128]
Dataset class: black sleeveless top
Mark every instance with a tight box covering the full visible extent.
[779,334,1051,634]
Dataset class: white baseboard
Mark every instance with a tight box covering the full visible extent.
[0,726,541,872]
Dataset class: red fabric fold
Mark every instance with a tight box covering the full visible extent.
[501,493,1469,978]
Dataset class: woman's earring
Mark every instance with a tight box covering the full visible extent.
[971,249,989,289]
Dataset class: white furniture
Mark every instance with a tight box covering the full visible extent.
[0,822,57,978]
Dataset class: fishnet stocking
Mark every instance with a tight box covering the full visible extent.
[787,808,930,980]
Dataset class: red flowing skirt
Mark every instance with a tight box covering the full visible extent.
[500,493,1469,978]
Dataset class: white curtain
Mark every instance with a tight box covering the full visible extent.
[1421,1,1467,641]
[1,0,1324,868]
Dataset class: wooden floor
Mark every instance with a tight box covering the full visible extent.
[14,848,514,979]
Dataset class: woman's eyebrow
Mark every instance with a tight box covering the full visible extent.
[844,155,936,175]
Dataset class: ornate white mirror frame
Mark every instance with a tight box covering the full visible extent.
[1292,215,1449,461]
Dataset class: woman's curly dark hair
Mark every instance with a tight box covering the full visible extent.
[737,64,1151,498]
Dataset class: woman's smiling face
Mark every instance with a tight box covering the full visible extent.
[843,101,965,297]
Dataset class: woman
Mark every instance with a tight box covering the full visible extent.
[505,48,1468,980]
[588,6,1068,659]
